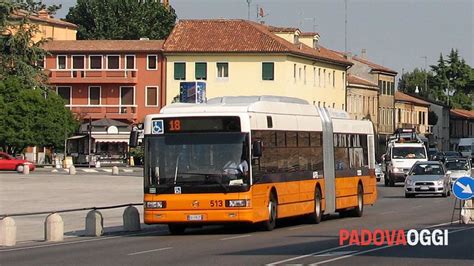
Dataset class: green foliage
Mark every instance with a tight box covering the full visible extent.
[0,77,78,154]
[399,49,472,110]
[13,0,62,15]
[65,0,177,40]
[428,110,438,126]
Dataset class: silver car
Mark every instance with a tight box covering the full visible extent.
[444,158,472,182]
[404,161,451,198]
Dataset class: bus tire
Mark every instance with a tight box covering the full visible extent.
[168,224,186,235]
[307,187,322,224]
[260,192,277,231]
[350,184,364,217]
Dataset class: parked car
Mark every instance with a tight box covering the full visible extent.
[0,152,35,172]
[404,161,451,198]
[375,163,384,182]
[444,158,472,182]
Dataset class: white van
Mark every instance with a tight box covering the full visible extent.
[383,141,428,186]
[457,138,474,158]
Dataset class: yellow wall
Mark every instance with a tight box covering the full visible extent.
[37,24,77,41]
[165,53,347,109]
[273,32,297,43]
[377,74,395,134]
[395,102,429,134]
[347,87,378,126]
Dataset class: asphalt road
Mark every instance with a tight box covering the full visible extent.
[1,183,473,265]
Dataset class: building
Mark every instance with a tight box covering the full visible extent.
[334,50,397,158]
[8,10,77,41]
[163,19,352,109]
[394,92,431,135]
[346,74,379,127]
[449,109,474,150]
[43,40,165,164]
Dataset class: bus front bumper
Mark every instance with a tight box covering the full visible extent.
[144,209,256,224]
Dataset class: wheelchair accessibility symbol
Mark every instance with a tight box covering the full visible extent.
[152,120,164,134]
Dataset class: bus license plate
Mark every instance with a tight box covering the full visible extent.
[420,186,429,190]
[187,215,203,221]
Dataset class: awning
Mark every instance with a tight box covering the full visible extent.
[67,135,88,140]
[91,134,129,144]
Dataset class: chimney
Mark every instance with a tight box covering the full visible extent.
[361,48,367,59]
[38,9,49,19]
[345,52,352,60]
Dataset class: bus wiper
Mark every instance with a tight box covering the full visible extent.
[205,174,229,193]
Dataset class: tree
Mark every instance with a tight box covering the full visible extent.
[398,68,433,98]
[13,0,62,15]
[65,0,177,40]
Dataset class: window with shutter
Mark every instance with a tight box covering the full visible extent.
[174,63,186,80]
[262,62,274,80]
[195,62,207,80]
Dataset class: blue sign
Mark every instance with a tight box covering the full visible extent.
[452,176,474,200]
[179,81,206,103]
[152,120,164,134]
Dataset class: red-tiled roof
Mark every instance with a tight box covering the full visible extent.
[10,10,77,29]
[451,108,474,119]
[331,49,397,75]
[347,74,378,87]
[42,40,164,52]
[395,91,430,106]
[163,19,352,66]
[267,26,299,33]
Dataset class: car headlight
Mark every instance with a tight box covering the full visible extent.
[406,179,414,186]
[436,180,444,186]
[145,201,166,209]
[225,199,250,207]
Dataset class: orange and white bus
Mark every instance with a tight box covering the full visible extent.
[134,96,377,234]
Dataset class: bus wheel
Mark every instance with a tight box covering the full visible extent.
[350,184,364,217]
[261,192,277,231]
[307,187,322,224]
[168,224,186,235]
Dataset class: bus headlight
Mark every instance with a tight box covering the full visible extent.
[393,167,401,173]
[145,201,166,209]
[226,199,250,207]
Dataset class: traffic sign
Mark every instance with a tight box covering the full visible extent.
[152,120,164,134]
[452,176,474,200]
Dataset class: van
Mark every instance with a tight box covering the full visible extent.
[457,138,474,158]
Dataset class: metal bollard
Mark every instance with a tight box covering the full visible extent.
[112,166,119,175]
[44,213,64,241]
[85,210,103,236]
[69,165,76,175]
[22,164,30,175]
[0,217,17,246]
[123,206,141,231]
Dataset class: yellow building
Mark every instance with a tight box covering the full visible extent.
[394,91,431,134]
[163,19,352,109]
[346,74,379,127]
[8,10,77,41]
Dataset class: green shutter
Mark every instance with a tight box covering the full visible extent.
[174,63,185,80]
[262,62,274,80]
[195,63,207,80]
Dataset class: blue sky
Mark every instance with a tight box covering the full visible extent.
[45,0,473,78]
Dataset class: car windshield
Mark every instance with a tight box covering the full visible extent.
[445,161,470,171]
[411,164,444,175]
[458,146,472,152]
[444,151,460,156]
[144,132,250,187]
[392,147,426,159]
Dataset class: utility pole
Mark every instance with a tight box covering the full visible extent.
[246,0,251,20]
[344,0,348,54]
[421,56,428,93]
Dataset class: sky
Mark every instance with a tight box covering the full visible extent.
[45,0,473,78]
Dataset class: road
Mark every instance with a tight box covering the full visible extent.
[1,181,473,265]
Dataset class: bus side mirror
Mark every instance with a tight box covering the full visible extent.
[252,140,262,158]
[129,127,139,148]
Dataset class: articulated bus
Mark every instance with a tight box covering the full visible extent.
[135,96,377,234]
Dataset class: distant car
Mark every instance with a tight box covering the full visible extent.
[434,151,464,162]
[404,161,451,198]
[375,163,384,182]
[428,148,439,160]
[0,152,35,172]
[444,158,472,182]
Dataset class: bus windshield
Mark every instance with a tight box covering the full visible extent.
[145,132,250,188]
[392,147,426,159]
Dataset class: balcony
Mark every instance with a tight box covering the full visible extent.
[47,69,137,84]
[67,105,137,120]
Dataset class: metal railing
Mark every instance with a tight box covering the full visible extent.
[0,203,142,218]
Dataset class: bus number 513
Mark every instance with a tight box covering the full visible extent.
[210,200,223,207]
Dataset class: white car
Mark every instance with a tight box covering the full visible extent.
[444,158,472,182]
[404,161,451,198]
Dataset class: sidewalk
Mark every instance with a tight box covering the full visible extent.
[34,166,143,174]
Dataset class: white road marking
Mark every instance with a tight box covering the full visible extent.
[288,225,312,231]
[102,169,112,172]
[266,220,461,265]
[308,227,474,265]
[122,169,134,173]
[0,229,167,253]
[220,234,252,241]
[314,251,357,257]
[127,247,172,256]
[82,169,98,173]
